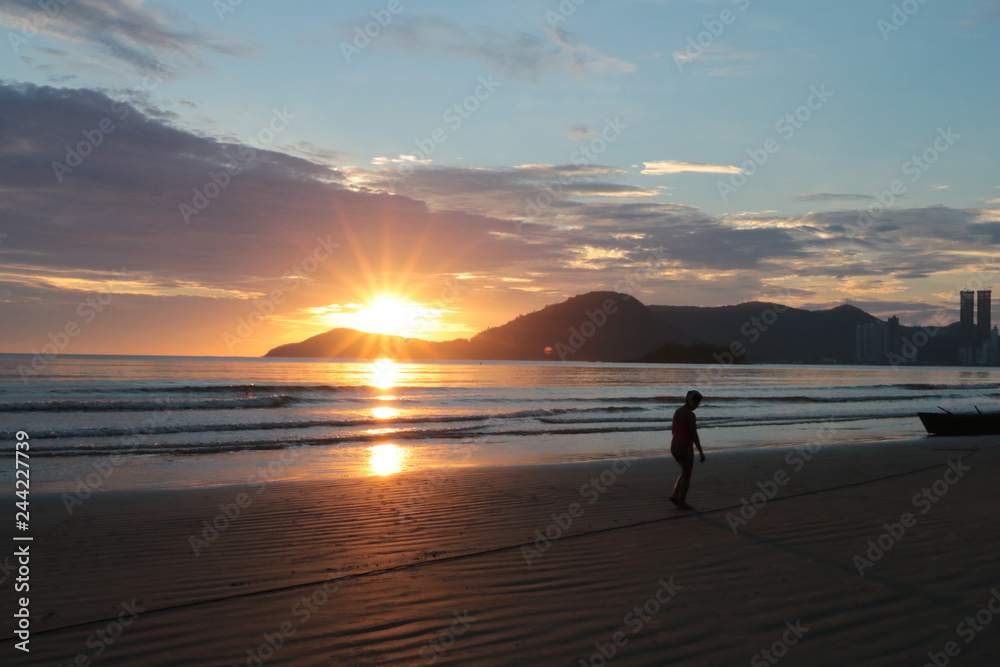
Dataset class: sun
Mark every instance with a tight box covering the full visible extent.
[357,298,415,336]
[309,293,450,340]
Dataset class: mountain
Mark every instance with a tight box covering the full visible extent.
[647,302,880,363]
[264,291,690,361]
[895,321,961,365]
[264,292,929,364]
[467,291,692,361]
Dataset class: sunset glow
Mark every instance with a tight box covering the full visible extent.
[308,297,449,340]
[0,1,996,357]
[7,3,1000,664]
[357,298,423,336]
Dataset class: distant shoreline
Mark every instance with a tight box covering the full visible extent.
[0,351,994,368]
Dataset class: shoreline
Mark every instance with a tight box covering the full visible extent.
[13,424,933,493]
[3,435,999,664]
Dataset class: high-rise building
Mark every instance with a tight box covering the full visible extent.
[855,321,888,364]
[960,290,975,346]
[887,316,900,357]
[977,290,992,343]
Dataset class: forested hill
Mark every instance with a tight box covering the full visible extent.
[265,292,906,363]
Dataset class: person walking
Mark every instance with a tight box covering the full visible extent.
[669,390,705,510]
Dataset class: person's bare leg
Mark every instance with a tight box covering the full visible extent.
[674,459,693,507]
[671,470,683,503]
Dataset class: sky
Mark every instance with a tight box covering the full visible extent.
[1,0,999,356]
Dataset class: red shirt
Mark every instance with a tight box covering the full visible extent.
[671,407,696,452]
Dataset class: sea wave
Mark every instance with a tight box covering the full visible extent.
[24,383,402,396]
[10,414,491,439]
[24,423,674,458]
[1,405,654,440]
[0,395,297,412]
[25,424,491,457]
[14,410,916,459]
[894,382,1000,391]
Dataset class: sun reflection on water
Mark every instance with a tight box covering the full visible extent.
[371,405,400,420]
[372,359,397,389]
[369,443,407,476]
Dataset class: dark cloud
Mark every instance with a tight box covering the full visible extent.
[800,207,985,243]
[642,220,811,270]
[0,82,550,299]
[0,0,256,76]
[356,163,656,222]
[970,221,1000,243]
[572,202,699,222]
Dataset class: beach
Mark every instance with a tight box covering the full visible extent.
[4,0,999,662]
[3,435,999,665]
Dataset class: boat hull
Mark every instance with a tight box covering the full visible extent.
[918,412,1000,436]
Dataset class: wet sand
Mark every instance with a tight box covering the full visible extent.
[2,436,999,665]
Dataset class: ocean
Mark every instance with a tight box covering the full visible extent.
[2,354,999,491]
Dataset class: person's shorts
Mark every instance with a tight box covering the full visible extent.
[671,446,694,464]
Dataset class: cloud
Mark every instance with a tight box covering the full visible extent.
[367,16,554,78]
[561,183,658,198]
[545,26,636,76]
[345,162,661,222]
[0,264,256,299]
[791,193,876,202]
[0,0,256,77]
[802,207,990,244]
[566,124,597,140]
[358,16,633,79]
[0,83,812,302]
[641,160,742,175]
[671,44,769,77]
[289,141,350,164]
[0,83,558,305]
[2,81,997,354]
[371,154,432,167]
